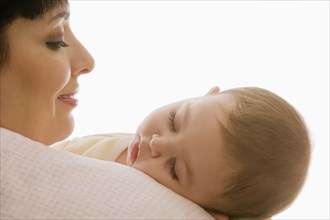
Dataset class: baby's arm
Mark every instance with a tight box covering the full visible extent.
[50,133,133,162]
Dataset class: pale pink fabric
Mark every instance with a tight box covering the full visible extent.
[0,128,212,219]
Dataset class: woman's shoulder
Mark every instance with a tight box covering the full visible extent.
[0,127,46,149]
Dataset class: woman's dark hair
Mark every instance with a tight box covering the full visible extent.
[0,0,68,68]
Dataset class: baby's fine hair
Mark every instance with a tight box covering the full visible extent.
[211,87,311,218]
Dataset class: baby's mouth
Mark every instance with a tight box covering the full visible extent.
[130,137,140,165]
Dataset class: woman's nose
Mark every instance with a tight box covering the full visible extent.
[150,134,163,158]
[70,36,95,76]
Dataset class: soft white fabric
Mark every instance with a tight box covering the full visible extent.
[0,128,213,219]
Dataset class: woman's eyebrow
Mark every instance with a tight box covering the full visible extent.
[47,11,70,24]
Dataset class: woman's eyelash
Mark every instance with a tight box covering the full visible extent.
[168,110,177,133]
[46,41,69,50]
[169,158,179,181]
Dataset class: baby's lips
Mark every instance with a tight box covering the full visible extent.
[129,137,140,165]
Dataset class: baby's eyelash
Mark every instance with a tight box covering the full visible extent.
[168,110,176,133]
[169,158,178,181]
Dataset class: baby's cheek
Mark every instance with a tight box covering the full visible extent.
[132,163,156,180]
[133,163,171,188]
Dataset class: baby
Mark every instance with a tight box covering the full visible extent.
[51,86,311,219]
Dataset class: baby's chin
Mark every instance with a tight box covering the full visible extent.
[125,150,133,167]
[115,148,129,165]
[126,157,132,166]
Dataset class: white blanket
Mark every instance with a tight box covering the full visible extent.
[0,128,213,219]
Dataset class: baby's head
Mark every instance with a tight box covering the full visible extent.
[209,87,311,218]
[126,86,311,218]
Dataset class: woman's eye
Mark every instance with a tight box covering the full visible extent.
[169,158,179,181]
[168,110,177,133]
[46,41,69,50]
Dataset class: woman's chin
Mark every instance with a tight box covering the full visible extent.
[47,115,74,145]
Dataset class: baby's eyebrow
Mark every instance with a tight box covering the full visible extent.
[182,145,194,185]
[178,103,194,185]
[180,103,191,131]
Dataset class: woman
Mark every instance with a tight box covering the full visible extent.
[0,0,94,145]
[0,1,228,219]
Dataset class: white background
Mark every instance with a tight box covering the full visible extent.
[69,1,329,219]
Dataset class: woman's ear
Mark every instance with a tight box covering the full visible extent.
[206,86,220,96]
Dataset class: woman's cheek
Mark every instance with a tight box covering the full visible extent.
[46,63,71,93]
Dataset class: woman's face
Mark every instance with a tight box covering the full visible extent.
[0,4,94,144]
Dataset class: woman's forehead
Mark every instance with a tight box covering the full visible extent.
[25,2,70,25]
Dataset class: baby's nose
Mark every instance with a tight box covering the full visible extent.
[150,134,162,158]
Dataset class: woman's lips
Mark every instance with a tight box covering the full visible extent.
[57,94,78,107]
[130,137,140,164]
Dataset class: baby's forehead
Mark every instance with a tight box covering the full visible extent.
[172,93,235,122]
[207,93,235,119]
[216,92,236,106]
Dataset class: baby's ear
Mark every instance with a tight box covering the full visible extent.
[206,86,220,96]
